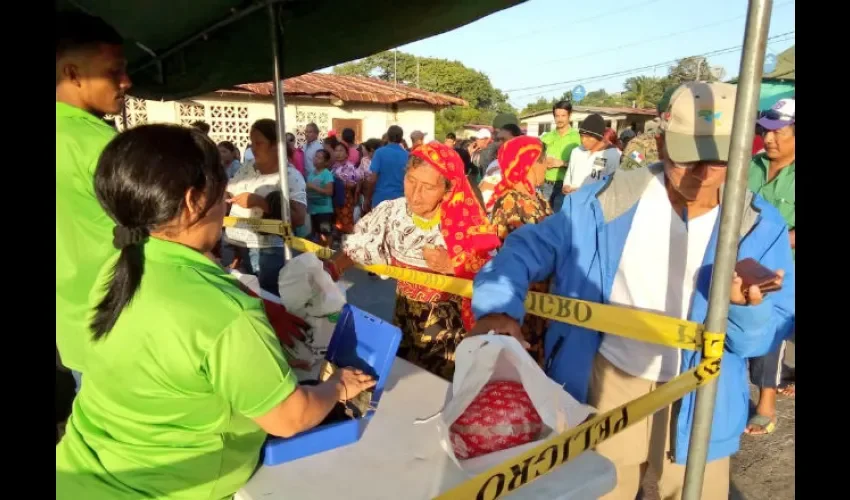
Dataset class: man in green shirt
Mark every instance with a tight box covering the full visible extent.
[56,12,132,378]
[539,100,581,212]
[745,98,795,436]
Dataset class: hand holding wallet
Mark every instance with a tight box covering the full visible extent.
[735,258,782,297]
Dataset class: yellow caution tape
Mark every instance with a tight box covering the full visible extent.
[228,218,728,498]
[223,216,292,237]
[226,217,705,351]
[432,348,724,500]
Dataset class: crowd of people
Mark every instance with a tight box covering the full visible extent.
[56,11,794,500]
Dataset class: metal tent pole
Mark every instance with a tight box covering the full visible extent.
[268,2,292,261]
[680,0,773,498]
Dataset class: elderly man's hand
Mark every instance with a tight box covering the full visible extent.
[730,269,784,306]
[469,314,529,349]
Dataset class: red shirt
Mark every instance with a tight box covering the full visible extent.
[752,135,765,156]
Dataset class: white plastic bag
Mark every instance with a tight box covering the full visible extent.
[431,334,595,475]
[277,253,348,358]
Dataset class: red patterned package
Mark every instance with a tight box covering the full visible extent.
[448,380,543,460]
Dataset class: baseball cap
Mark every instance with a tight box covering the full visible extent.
[492,113,519,129]
[475,128,492,140]
[757,98,795,131]
[661,82,736,163]
[411,130,427,141]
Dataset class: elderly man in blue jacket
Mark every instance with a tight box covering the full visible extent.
[471,82,795,500]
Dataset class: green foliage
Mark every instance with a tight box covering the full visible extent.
[333,50,517,138]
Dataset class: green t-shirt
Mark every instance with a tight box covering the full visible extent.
[540,128,581,182]
[748,153,795,258]
[308,169,335,215]
[56,239,297,500]
[56,102,117,372]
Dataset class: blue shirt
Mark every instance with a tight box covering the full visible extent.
[370,143,408,207]
[307,169,334,215]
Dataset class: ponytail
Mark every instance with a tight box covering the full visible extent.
[90,226,148,340]
[90,124,228,341]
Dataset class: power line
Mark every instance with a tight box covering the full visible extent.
[507,31,794,100]
[488,0,667,46]
[531,0,794,68]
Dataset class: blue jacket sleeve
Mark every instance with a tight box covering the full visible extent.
[724,224,795,358]
[472,208,571,324]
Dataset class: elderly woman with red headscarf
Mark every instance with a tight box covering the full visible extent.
[486,136,553,365]
[326,142,501,379]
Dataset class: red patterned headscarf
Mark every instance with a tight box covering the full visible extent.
[410,141,501,330]
[486,136,544,210]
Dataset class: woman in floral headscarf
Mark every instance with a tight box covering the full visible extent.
[326,142,501,379]
[486,136,553,366]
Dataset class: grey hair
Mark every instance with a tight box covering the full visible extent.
[405,156,452,190]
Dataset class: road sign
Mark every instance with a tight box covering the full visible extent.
[763,52,777,74]
[572,85,587,102]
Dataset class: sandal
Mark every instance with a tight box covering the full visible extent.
[745,414,777,436]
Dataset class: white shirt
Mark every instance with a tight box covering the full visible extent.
[225,162,307,248]
[565,147,621,188]
[302,139,324,177]
[598,172,719,382]
[479,160,503,209]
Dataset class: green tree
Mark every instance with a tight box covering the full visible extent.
[333,51,512,111]
[622,76,667,109]
[334,51,516,138]
[667,57,725,84]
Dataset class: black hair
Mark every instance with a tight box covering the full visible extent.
[251,119,277,142]
[500,123,522,138]
[56,12,123,85]
[218,141,237,154]
[191,121,211,135]
[285,132,296,142]
[341,128,356,144]
[305,122,319,134]
[325,135,340,150]
[333,141,350,155]
[446,132,457,141]
[315,149,331,161]
[553,100,573,115]
[363,138,383,153]
[90,125,227,340]
[56,11,123,58]
[387,125,404,143]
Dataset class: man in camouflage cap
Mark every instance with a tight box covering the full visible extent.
[620,86,677,170]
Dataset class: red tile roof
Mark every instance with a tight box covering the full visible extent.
[221,73,467,107]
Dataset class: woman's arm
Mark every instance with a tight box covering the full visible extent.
[265,192,306,227]
[308,180,334,196]
[254,368,374,438]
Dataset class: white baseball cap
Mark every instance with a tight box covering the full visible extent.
[475,129,492,140]
[757,98,795,131]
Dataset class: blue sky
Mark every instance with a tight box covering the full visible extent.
[329,0,795,109]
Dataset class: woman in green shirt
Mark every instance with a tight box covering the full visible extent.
[56,125,375,500]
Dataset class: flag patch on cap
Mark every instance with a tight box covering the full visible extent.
[630,151,645,162]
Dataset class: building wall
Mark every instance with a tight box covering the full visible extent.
[135,95,436,151]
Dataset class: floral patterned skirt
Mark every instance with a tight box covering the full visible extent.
[334,185,358,234]
[524,281,551,368]
[392,292,466,381]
